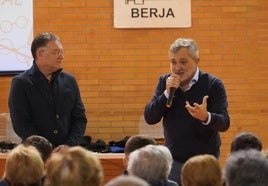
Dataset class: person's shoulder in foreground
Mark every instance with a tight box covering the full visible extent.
[105,175,150,186]
[0,180,8,186]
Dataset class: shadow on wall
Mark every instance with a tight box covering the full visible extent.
[0,113,21,143]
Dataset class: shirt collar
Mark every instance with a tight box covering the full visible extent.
[192,67,199,82]
[185,67,199,91]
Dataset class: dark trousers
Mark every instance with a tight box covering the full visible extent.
[168,160,183,186]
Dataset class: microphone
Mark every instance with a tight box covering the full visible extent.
[166,87,176,108]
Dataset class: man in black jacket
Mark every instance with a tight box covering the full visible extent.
[8,32,87,153]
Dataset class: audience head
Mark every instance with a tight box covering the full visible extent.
[124,135,156,166]
[125,135,157,156]
[105,175,150,186]
[224,149,268,186]
[44,146,103,186]
[181,154,222,186]
[230,132,262,153]
[23,135,53,162]
[127,144,173,185]
[3,144,44,186]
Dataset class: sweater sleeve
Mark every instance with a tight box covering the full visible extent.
[206,77,230,132]
[144,74,169,124]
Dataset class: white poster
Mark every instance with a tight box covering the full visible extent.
[114,0,191,28]
[0,0,33,74]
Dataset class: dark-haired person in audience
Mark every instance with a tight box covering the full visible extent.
[221,131,264,186]
[22,135,53,186]
[230,131,262,153]
[8,32,87,153]
[123,134,157,174]
[23,135,53,163]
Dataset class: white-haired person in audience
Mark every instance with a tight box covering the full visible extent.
[220,131,264,186]
[224,149,268,186]
[123,135,157,174]
[127,144,178,186]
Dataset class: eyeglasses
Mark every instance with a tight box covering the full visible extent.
[52,49,64,57]
[41,49,64,57]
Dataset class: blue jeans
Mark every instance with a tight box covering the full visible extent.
[168,160,183,186]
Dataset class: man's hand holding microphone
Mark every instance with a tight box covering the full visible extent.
[165,73,209,123]
[166,73,181,107]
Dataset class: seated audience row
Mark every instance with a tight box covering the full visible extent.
[0,141,103,186]
[1,132,268,186]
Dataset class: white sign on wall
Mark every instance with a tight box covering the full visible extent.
[0,0,33,74]
[114,0,191,28]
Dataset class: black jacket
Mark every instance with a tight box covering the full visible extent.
[8,61,87,147]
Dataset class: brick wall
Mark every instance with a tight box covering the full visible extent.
[1,0,268,169]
